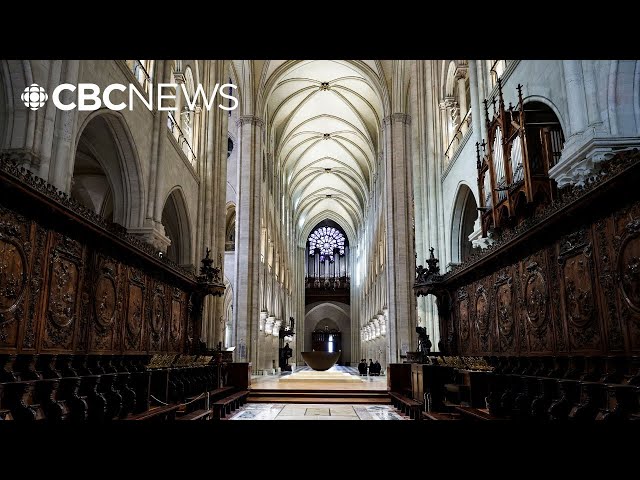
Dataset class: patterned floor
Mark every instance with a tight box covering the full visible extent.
[229,403,406,420]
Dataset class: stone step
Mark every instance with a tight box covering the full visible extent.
[247,396,392,404]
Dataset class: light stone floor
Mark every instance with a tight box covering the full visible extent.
[229,403,407,420]
[251,366,387,391]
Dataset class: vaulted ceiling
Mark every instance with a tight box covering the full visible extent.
[264,60,384,242]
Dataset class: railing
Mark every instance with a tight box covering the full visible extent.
[167,113,197,168]
[128,60,152,93]
[305,275,350,290]
[444,108,473,165]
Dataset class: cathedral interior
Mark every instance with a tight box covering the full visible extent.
[1,59,640,422]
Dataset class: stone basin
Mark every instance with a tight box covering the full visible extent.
[301,351,340,371]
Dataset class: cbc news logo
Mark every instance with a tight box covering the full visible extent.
[22,84,49,111]
[20,82,238,112]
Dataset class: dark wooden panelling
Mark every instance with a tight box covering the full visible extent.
[0,159,206,357]
[417,150,640,359]
[448,201,640,357]
[0,206,31,351]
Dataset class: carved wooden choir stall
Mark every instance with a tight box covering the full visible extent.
[397,82,640,421]
[0,155,250,421]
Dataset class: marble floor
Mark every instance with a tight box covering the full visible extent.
[229,403,407,420]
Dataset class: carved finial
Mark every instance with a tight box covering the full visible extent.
[517,83,524,104]
[483,98,490,127]
[481,139,487,153]
[492,96,497,115]
[517,84,525,121]
[199,247,221,284]
[476,142,481,169]
[426,247,440,275]
[497,77,505,111]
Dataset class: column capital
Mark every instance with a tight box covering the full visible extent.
[236,115,265,129]
[454,65,468,81]
[382,113,411,127]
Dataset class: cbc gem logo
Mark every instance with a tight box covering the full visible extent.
[21,83,48,111]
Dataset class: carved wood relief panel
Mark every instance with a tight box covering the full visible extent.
[615,202,640,351]
[475,282,491,353]
[557,229,602,352]
[89,254,120,352]
[150,283,166,352]
[124,267,145,352]
[0,164,202,357]
[0,207,30,350]
[42,233,84,351]
[169,288,186,352]
[457,288,470,352]
[494,268,515,354]
[450,203,640,356]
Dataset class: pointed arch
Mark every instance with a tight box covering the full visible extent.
[450,183,479,263]
[161,186,193,266]
[72,110,145,228]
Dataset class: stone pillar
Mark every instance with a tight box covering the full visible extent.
[127,59,172,252]
[273,319,282,372]
[38,60,62,183]
[382,114,415,363]
[469,60,483,146]
[296,246,305,364]
[550,60,615,188]
[263,315,274,371]
[457,76,468,119]
[563,60,588,137]
[233,116,263,365]
[476,60,487,143]
[51,60,80,193]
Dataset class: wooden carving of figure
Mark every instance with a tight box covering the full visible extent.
[416,326,432,355]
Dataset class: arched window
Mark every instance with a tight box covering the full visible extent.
[308,226,346,263]
[181,67,196,147]
[161,189,192,266]
[443,61,472,162]
[522,101,565,170]
[488,60,507,87]
[127,60,153,92]
[225,205,236,252]
[451,185,479,263]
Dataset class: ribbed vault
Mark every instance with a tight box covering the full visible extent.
[264,60,385,238]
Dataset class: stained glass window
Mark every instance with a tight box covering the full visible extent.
[308,226,346,262]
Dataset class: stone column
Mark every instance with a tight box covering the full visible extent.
[264,315,274,371]
[128,59,172,252]
[469,60,483,146]
[38,60,62,183]
[233,114,264,366]
[296,246,305,364]
[51,60,79,193]
[382,113,416,362]
[457,76,468,119]
[470,60,487,143]
[550,60,611,188]
[273,319,282,372]
[425,61,442,348]
[563,60,588,137]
